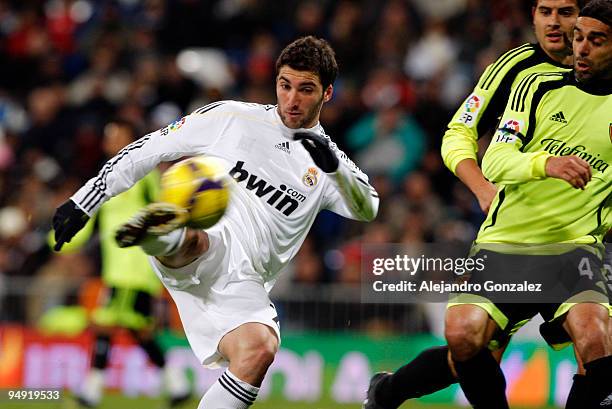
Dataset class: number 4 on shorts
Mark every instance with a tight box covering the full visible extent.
[578,257,594,280]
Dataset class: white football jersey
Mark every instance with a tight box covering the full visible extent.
[72,101,379,288]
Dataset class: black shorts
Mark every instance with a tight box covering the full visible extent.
[448,246,610,350]
[539,246,612,349]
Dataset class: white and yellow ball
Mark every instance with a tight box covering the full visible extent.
[159,156,230,229]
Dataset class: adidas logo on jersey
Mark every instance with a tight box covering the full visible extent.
[229,161,306,216]
[549,111,568,124]
[275,141,291,154]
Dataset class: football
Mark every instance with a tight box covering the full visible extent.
[159,156,230,229]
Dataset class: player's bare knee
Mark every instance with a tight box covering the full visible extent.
[445,306,488,360]
[245,341,277,370]
[572,319,609,361]
[575,333,609,363]
[566,304,611,361]
[445,328,485,361]
[234,332,278,371]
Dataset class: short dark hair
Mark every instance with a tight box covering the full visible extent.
[275,36,339,89]
[532,0,586,9]
[579,0,612,29]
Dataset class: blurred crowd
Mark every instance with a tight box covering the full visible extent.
[0,0,538,326]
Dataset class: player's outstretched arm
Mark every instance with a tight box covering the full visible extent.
[71,119,200,217]
[59,105,230,250]
[56,129,184,250]
[295,132,378,222]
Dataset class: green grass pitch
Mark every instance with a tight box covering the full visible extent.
[1,393,561,409]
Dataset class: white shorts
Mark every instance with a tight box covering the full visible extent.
[149,226,281,368]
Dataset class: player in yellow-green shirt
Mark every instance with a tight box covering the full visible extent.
[478,71,610,243]
[364,2,587,409]
[444,3,612,407]
[441,0,584,214]
[52,120,189,407]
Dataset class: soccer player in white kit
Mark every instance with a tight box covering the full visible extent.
[52,36,379,408]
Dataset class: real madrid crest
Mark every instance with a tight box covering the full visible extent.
[302,167,319,187]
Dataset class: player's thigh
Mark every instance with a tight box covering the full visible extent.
[160,272,281,368]
[158,229,210,268]
[446,301,537,349]
[149,225,231,291]
[446,249,546,351]
[563,302,611,363]
[445,304,495,360]
[444,249,505,345]
[563,302,610,343]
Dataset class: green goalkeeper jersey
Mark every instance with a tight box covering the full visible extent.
[478,72,612,244]
[442,43,571,173]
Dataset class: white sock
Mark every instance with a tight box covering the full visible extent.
[139,228,186,256]
[198,370,259,409]
[79,368,104,405]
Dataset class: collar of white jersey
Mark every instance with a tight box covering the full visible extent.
[274,106,325,140]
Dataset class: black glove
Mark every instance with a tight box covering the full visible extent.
[294,132,339,173]
[52,199,89,251]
